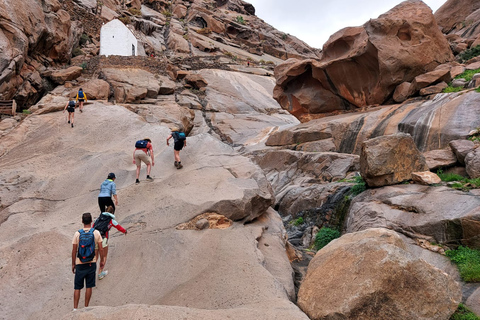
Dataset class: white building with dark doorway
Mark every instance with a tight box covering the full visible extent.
[100,19,138,57]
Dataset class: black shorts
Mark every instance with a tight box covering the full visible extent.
[74,262,96,290]
[67,107,75,113]
[174,141,184,151]
[78,99,84,102]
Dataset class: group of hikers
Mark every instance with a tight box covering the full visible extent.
[63,88,87,128]
[69,95,188,310]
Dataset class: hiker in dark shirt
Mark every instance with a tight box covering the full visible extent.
[166,127,187,169]
[63,100,76,128]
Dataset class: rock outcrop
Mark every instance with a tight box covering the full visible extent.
[360,133,428,187]
[346,184,480,249]
[298,228,461,320]
[273,0,453,120]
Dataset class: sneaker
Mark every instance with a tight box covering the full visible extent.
[177,162,183,169]
[68,120,70,124]
[80,109,83,113]
[71,123,74,128]
[174,161,178,168]
[98,270,108,280]
[146,175,153,181]
[135,179,140,184]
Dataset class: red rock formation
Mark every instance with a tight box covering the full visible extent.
[434,0,480,33]
[274,0,454,120]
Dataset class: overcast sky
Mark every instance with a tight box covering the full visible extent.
[247,0,447,49]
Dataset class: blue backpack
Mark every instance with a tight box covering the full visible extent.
[173,131,186,142]
[135,140,149,148]
[77,228,96,263]
[78,90,85,99]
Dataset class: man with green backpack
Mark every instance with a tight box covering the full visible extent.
[71,212,104,311]
[166,127,186,169]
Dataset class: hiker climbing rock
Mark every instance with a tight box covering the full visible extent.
[76,88,87,113]
[63,100,76,128]
[133,138,154,184]
[98,173,118,214]
[166,127,187,169]
[71,212,104,311]
[93,206,127,280]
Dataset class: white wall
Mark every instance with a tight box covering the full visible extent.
[100,19,138,57]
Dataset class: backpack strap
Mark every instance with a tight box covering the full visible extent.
[79,229,85,234]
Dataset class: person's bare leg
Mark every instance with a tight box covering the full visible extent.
[71,112,75,125]
[74,289,81,309]
[85,288,92,307]
[174,150,181,162]
[136,166,141,180]
[80,102,84,112]
[146,163,151,176]
[99,246,108,273]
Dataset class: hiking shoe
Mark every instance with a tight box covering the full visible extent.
[135,179,140,184]
[68,120,70,124]
[146,175,153,181]
[71,123,74,128]
[177,162,183,169]
[80,109,83,113]
[174,161,178,168]
[98,270,108,280]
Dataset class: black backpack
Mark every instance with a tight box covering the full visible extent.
[94,214,112,237]
[68,101,76,108]
[135,140,148,148]
[77,228,96,262]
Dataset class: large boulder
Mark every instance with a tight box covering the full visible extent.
[100,68,161,103]
[297,228,461,320]
[273,0,453,119]
[423,148,457,170]
[346,184,480,249]
[360,133,428,187]
[465,148,480,178]
[450,139,476,165]
[77,79,110,100]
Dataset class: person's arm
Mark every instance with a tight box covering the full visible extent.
[97,235,105,269]
[75,93,78,102]
[71,244,77,273]
[113,194,118,206]
[84,93,87,102]
[166,134,172,146]
[63,102,68,112]
[111,219,127,234]
[184,139,187,147]
[133,149,136,164]
[149,145,155,166]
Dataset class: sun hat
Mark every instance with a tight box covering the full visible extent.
[107,172,116,179]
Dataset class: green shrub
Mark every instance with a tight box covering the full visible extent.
[72,47,84,57]
[236,16,245,25]
[314,227,341,250]
[162,10,172,17]
[458,45,480,63]
[128,8,141,16]
[437,169,466,182]
[476,87,480,93]
[119,16,131,25]
[450,303,480,320]
[22,109,31,114]
[293,217,304,226]
[445,246,480,282]
[80,62,87,70]
[443,86,464,93]
[79,33,90,46]
[282,33,288,40]
[455,68,480,82]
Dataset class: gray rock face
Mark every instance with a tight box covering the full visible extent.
[360,133,428,187]
[346,184,480,249]
[267,91,480,154]
[298,228,461,320]
[0,101,303,320]
[450,139,475,165]
[466,148,480,179]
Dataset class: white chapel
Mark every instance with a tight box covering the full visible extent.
[100,19,138,57]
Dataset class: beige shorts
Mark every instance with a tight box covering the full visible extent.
[134,150,151,166]
[102,237,108,248]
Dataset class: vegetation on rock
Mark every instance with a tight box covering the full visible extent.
[443,68,480,93]
[458,45,480,63]
[445,246,480,282]
[437,169,480,191]
[450,304,480,320]
[314,227,340,250]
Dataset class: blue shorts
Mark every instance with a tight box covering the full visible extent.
[74,262,96,290]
